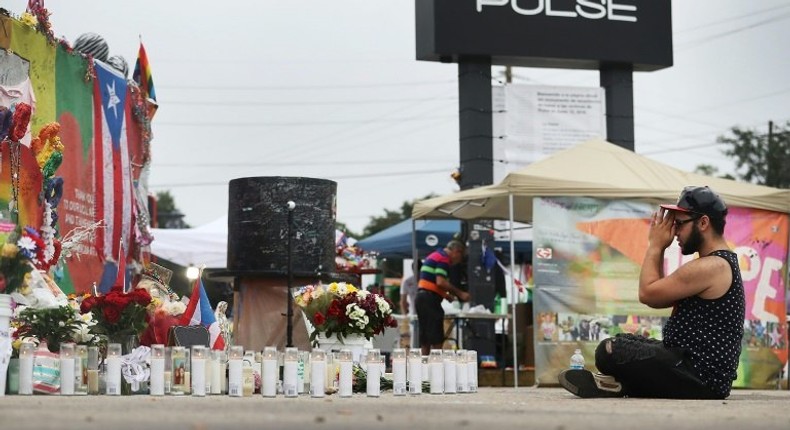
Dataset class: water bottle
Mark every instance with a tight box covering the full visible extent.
[569,349,585,370]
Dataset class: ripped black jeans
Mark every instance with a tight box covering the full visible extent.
[594,333,720,399]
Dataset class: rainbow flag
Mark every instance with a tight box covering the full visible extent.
[132,42,156,102]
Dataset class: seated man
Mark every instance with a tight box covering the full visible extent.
[559,186,745,399]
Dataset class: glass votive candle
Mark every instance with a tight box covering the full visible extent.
[366,349,381,397]
[191,346,207,396]
[75,345,88,395]
[87,346,99,395]
[310,349,326,398]
[261,346,277,397]
[18,342,36,395]
[338,349,353,398]
[442,349,457,394]
[407,349,422,395]
[456,349,468,393]
[391,348,407,396]
[105,343,122,395]
[149,344,165,396]
[429,349,443,394]
[227,346,244,397]
[170,346,187,395]
[59,343,76,395]
[466,350,478,393]
[283,347,299,397]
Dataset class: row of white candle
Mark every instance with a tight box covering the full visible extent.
[14,342,479,397]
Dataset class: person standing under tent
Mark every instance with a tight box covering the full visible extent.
[399,260,422,349]
[559,186,745,399]
[415,239,470,355]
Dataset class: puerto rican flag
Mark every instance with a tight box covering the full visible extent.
[180,278,226,350]
[93,60,133,264]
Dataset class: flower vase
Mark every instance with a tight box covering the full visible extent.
[316,333,372,364]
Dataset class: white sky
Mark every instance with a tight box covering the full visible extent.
[5,1,790,234]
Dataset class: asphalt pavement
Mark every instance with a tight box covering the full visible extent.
[1,387,788,430]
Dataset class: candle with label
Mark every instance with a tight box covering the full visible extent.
[170,346,186,395]
[283,347,298,397]
[467,350,478,393]
[149,344,165,396]
[429,349,443,394]
[443,349,457,394]
[408,349,422,395]
[105,343,122,396]
[87,346,99,395]
[191,346,207,397]
[228,346,243,397]
[210,350,223,395]
[456,349,468,393]
[74,345,88,395]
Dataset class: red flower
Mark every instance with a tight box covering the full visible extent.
[327,299,343,318]
[104,291,132,309]
[130,287,152,306]
[9,102,31,142]
[103,306,121,324]
[80,295,98,313]
[313,312,326,326]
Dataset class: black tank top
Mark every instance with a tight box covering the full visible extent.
[662,250,745,398]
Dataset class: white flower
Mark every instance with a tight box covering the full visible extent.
[357,290,369,299]
[163,300,186,316]
[17,236,37,252]
[375,296,390,313]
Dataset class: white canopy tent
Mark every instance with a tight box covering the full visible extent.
[413,138,790,387]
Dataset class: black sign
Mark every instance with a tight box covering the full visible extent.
[416,0,672,71]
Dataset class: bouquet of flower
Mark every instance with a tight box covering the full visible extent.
[80,286,152,343]
[294,282,397,346]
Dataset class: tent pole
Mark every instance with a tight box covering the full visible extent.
[509,193,518,388]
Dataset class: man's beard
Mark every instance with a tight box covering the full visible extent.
[681,223,703,255]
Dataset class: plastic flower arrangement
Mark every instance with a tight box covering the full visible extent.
[80,286,152,343]
[294,282,397,346]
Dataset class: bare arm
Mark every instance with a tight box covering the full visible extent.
[639,209,723,307]
[399,293,409,315]
[436,276,470,302]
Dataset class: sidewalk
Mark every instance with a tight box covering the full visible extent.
[2,387,788,430]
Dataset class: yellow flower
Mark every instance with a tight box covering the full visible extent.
[20,12,38,27]
[12,338,22,351]
[1,243,18,258]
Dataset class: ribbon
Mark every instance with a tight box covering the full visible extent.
[495,258,525,292]
[121,345,151,390]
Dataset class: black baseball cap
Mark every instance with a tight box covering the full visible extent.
[660,186,727,220]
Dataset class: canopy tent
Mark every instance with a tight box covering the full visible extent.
[413,138,790,221]
[356,218,532,259]
[412,138,790,389]
[150,216,228,268]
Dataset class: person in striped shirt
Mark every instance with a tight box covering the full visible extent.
[415,239,470,355]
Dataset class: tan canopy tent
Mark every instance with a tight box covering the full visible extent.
[413,138,790,222]
[412,138,790,388]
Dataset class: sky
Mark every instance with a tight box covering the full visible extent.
[5,0,790,235]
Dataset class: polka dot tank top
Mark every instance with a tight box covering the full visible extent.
[662,250,745,398]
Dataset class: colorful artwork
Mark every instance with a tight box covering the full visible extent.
[1,16,149,294]
[533,196,788,389]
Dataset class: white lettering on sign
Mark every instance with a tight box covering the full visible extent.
[733,246,780,323]
[477,0,637,23]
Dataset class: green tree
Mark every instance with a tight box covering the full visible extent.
[360,193,437,238]
[717,121,790,188]
[693,164,734,180]
[155,190,190,229]
[334,221,360,241]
